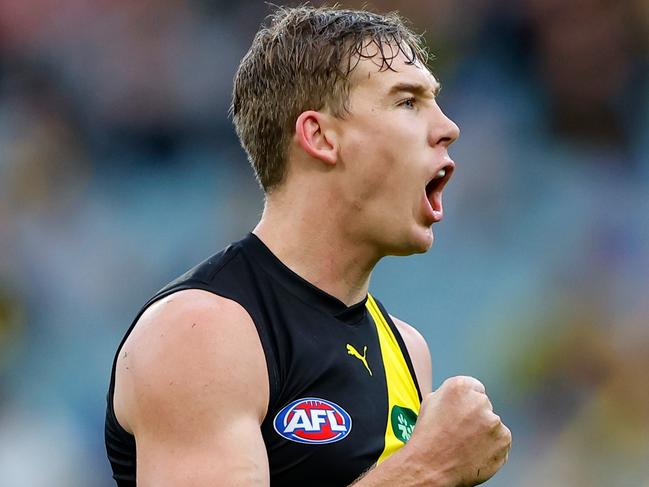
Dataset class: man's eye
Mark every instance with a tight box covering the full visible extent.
[400,97,416,109]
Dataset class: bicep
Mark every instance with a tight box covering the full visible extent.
[116,290,270,486]
[137,415,268,486]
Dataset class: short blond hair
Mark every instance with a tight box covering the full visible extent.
[230,5,429,192]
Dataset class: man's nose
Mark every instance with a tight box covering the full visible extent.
[429,107,460,148]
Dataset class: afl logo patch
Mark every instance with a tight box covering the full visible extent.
[273,397,352,444]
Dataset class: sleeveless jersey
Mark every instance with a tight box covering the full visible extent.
[105,233,422,486]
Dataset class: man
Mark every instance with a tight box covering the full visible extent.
[105,5,511,486]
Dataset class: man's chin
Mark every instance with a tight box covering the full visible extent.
[386,228,434,256]
[412,229,435,254]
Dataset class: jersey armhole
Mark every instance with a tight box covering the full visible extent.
[372,299,423,402]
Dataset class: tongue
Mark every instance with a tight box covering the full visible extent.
[428,188,443,218]
[426,180,442,211]
[423,189,443,222]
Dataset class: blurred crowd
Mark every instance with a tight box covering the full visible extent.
[0,1,647,485]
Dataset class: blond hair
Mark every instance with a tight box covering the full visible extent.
[230,5,428,191]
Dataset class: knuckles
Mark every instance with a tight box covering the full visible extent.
[442,375,485,394]
[428,376,512,444]
[442,376,467,389]
[419,377,512,486]
[502,424,513,445]
[493,423,512,452]
[485,412,501,430]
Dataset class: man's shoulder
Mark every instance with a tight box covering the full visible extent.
[139,288,251,329]
[124,289,257,370]
[114,289,268,433]
[389,314,427,348]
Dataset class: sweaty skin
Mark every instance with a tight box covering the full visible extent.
[113,47,511,486]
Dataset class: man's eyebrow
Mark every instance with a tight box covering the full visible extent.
[387,81,442,97]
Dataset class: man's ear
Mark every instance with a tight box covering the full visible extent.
[294,111,338,165]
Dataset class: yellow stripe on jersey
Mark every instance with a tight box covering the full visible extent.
[366,294,421,464]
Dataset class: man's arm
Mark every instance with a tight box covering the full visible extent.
[350,316,511,487]
[353,375,511,487]
[113,289,270,486]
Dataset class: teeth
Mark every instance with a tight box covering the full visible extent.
[436,169,446,179]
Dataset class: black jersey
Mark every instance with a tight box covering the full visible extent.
[105,233,422,486]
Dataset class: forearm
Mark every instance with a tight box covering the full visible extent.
[349,446,450,487]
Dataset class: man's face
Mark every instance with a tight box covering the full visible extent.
[332,45,459,256]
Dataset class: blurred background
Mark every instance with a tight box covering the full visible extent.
[0,0,647,485]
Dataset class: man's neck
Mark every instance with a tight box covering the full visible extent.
[252,194,379,307]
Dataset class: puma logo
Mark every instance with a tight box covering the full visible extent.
[346,344,372,376]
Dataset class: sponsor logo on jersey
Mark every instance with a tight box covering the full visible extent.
[273,397,352,444]
[391,405,417,443]
[346,343,372,376]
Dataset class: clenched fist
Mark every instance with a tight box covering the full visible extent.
[406,376,512,486]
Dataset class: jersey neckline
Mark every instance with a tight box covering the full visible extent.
[241,233,368,325]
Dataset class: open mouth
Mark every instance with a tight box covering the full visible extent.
[425,163,454,220]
